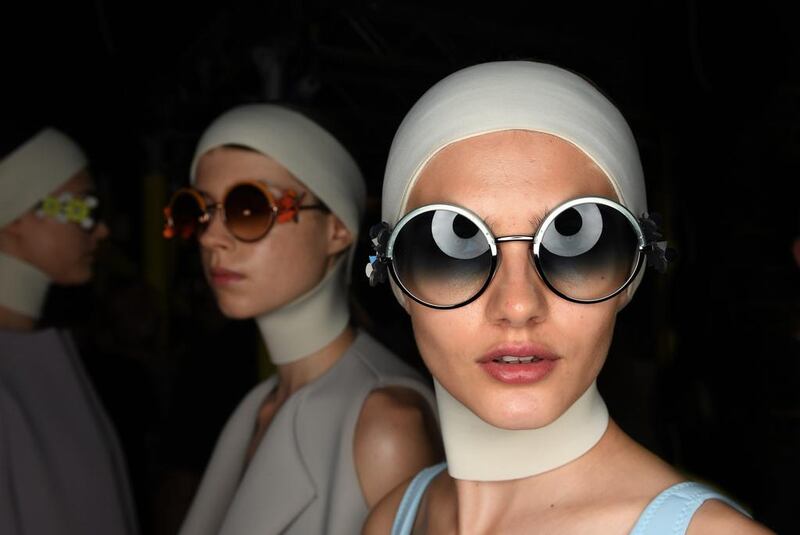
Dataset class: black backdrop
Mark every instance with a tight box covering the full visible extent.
[3,1,798,533]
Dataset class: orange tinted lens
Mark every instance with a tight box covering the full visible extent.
[170,191,204,239]
[225,184,274,241]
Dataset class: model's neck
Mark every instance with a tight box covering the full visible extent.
[254,256,352,364]
[271,325,355,401]
[450,421,622,533]
[0,251,50,321]
[0,303,35,331]
[435,380,609,481]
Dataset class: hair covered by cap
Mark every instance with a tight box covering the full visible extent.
[0,128,87,228]
[190,104,366,237]
[380,61,649,302]
[382,61,647,224]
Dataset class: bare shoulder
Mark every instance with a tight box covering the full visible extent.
[687,500,775,535]
[361,475,411,535]
[354,386,443,508]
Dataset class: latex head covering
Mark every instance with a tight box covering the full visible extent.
[381,61,646,481]
[191,104,366,364]
[0,128,88,318]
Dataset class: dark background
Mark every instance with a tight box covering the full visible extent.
[3,1,798,533]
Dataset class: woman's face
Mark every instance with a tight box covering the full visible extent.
[405,130,623,430]
[9,169,109,285]
[195,147,345,319]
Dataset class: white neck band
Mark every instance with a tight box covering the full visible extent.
[255,255,350,364]
[0,252,50,319]
[435,379,609,481]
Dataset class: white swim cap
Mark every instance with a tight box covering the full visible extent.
[0,127,87,229]
[191,104,365,238]
[383,60,646,223]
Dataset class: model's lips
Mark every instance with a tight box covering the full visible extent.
[478,343,560,385]
[209,267,245,285]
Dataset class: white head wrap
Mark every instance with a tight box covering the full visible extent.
[380,61,648,480]
[191,104,366,364]
[382,61,646,224]
[0,128,87,318]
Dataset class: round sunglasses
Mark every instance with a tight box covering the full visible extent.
[366,197,672,309]
[163,181,328,242]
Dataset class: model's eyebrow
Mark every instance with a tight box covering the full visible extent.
[529,207,549,231]
[193,187,216,202]
[483,207,548,235]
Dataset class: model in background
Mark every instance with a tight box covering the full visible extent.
[0,127,138,534]
[169,105,441,535]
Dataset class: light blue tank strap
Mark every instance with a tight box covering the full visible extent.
[630,481,751,535]
[391,462,448,535]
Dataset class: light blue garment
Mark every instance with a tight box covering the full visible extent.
[391,463,750,535]
[392,463,447,535]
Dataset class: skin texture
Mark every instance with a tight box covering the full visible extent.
[196,147,441,509]
[0,169,109,330]
[363,131,772,534]
[196,148,343,319]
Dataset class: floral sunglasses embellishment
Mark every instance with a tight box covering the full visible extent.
[638,212,677,274]
[275,189,306,224]
[36,193,99,230]
[365,222,391,287]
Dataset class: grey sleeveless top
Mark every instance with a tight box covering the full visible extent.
[0,328,138,535]
[179,330,436,535]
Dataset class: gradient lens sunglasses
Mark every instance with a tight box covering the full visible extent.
[366,196,674,309]
[163,181,328,242]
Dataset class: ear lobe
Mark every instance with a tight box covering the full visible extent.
[326,214,353,256]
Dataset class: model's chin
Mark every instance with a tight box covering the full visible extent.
[213,292,275,320]
[52,267,93,286]
[458,385,566,431]
[215,297,259,319]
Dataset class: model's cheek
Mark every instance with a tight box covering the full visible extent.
[564,309,616,381]
[411,309,467,378]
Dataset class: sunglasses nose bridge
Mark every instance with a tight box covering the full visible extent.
[493,236,537,270]
[198,202,225,225]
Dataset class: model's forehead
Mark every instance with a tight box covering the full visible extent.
[406,130,617,217]
[195,146,306,193]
